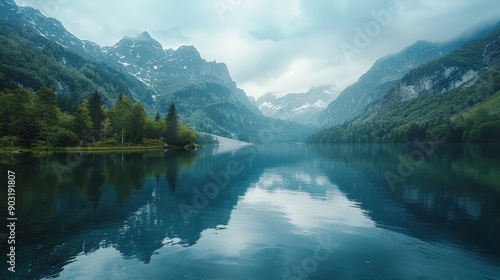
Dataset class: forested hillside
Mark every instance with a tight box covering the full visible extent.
[310,24,500,143]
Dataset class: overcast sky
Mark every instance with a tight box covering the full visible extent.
[14,0,500,98]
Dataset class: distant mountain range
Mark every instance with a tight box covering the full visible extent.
[258,23,494,128]
[256,85,340,125]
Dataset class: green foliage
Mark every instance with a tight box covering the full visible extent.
[127,102,147,143]
[0,87,37,143]
[100,117,114,141]
[144,118,165,140]
[72,100,92,142]
[110,97,133,143]
[158,102,197,145]
[0,136,18,147]
[34,87,59,142]
[0,86,200,147]
[46,127,78,147]
[171,124,197,146]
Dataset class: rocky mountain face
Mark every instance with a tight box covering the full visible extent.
[101,31,260,116]
[381,23,500,109]
[103,33,230,91]
[395,68,479,102]
[314,30,492,127]
[257,85,340,125]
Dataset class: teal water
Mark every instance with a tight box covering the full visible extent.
[1,144,500,279]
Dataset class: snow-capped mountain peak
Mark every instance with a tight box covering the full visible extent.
[256,85,340,125]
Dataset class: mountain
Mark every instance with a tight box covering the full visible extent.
[314,25,495,127]
[309,23,500,143]
[256,85,340,125]
[0,0,104,61]
[102,32,250,107]
[1,0,313,142]
[100,31,273,141]
[0,0,154,110]
[375,23,500,124]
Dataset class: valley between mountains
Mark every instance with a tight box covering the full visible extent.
[0,0,499,147]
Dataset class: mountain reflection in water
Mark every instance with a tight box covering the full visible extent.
[0,144,499,279]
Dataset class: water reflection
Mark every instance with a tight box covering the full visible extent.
[0,144,498,279]
[312,144,500,260]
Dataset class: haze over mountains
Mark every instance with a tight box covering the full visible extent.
[1,0,499,143]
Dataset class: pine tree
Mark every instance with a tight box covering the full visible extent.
[35,88,58,124]
[88,90,105,141]
[165,103,179,142]
[35,87,59,142]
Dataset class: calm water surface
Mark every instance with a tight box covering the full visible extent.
[1,144,500,280]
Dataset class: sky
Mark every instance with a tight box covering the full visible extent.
[14,0,500,98]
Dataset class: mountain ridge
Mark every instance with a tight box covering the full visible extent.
[309,22,500,143]
[314,24,496,128]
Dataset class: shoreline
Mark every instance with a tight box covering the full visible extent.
[0,142,202,155]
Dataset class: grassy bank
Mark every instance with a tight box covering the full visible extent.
[0,139,168,155]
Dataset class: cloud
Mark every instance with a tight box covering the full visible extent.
[154,26,190,46]
[14,0,500,98]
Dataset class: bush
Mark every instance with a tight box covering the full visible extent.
[170,124,197,146]
[49,128,78,147]
[0,136,18,146]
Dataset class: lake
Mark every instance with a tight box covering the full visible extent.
[1,144,500,279]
